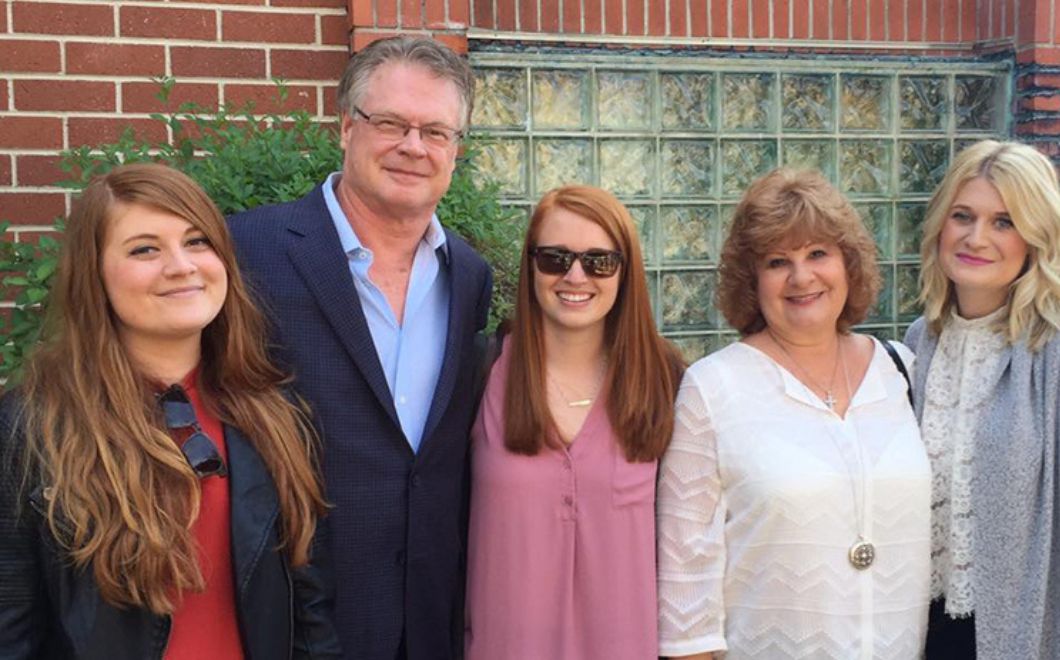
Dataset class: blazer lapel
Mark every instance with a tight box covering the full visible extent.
[420,236,470,447]
[225,424,278,603]
[283,194,400,428]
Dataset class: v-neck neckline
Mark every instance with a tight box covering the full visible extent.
[735,339,888,418]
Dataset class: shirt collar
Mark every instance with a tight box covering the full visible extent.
[322,172,450,262]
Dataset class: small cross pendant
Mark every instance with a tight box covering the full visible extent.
[823,391,837,409]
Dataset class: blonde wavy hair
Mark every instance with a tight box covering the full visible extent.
[919,140,1060,349]
[16,163,326,614]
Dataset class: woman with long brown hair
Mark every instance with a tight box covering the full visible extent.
[0,163,339,659]
[464,185,685,659]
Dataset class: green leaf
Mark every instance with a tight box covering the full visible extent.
[0,79,518,378]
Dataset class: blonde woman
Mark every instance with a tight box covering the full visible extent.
[905,140,1060,660]
[0,164,338,659]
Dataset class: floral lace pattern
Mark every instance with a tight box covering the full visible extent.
[920,309,1006,616]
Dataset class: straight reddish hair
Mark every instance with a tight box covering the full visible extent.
[504,185,685,462]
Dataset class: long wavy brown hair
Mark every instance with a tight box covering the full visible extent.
[16,163,326,614]
[504,185,685,462]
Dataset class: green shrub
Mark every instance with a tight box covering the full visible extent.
[0,80,520,379]
[0,223,61,378]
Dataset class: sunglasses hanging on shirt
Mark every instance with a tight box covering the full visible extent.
[157,384,228,479]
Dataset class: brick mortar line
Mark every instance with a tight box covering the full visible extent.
[1,185,74,191]
[1017,40,1060,51]
[955,0,960,42]
[10,0,344,11]
[1,73,342,84]
[0,33,349,50]
[882,0,888,42]
[10,225,60,232]
[0,109,340,119]
[1,149,84,156]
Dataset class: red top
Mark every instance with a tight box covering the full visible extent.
[164,372,244,660]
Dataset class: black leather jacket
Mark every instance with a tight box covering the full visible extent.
[0,397,342,660]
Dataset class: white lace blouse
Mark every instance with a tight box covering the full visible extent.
[657,341,931,659]
[920,308,1006,617]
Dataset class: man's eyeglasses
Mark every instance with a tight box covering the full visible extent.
[352,106,463,147]
[529,246,624,278]
[158,385,227,479]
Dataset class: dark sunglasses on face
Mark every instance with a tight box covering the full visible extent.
[158,385,227,479]
[529,246,624,278]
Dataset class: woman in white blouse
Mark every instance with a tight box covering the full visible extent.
[903,140,1060,660]
[657,168,931,659]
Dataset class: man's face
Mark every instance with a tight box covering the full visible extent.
[339,62,464,221]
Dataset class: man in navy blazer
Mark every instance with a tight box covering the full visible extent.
[228,36,491,660]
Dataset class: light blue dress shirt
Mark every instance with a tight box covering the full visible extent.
[322,172,450,453]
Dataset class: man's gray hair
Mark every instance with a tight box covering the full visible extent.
[337,36,475,129]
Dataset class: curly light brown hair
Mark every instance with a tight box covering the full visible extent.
[717,168,881,336]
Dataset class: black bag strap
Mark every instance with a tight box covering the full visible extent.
[881,339,914,408]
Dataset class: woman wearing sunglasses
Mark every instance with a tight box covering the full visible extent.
[904,141,1060,660]
[0,163,339,659]
[464,185,685,659]
[657,168,931,659]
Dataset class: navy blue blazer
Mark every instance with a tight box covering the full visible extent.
[229,185,492,660]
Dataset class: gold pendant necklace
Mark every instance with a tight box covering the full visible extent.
[771,333,875,569]
[547,363,604,408]
[836,338,874,570]
[849,538,875,569]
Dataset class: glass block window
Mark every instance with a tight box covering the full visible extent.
[470,53,1011,360]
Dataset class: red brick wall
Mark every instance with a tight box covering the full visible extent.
[344,0,1045,49]
[5,0,1060,230]
[348,0,1060,160]
[465,0,989,44]
[1013,0,1060,158]
[1,0,351,234]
